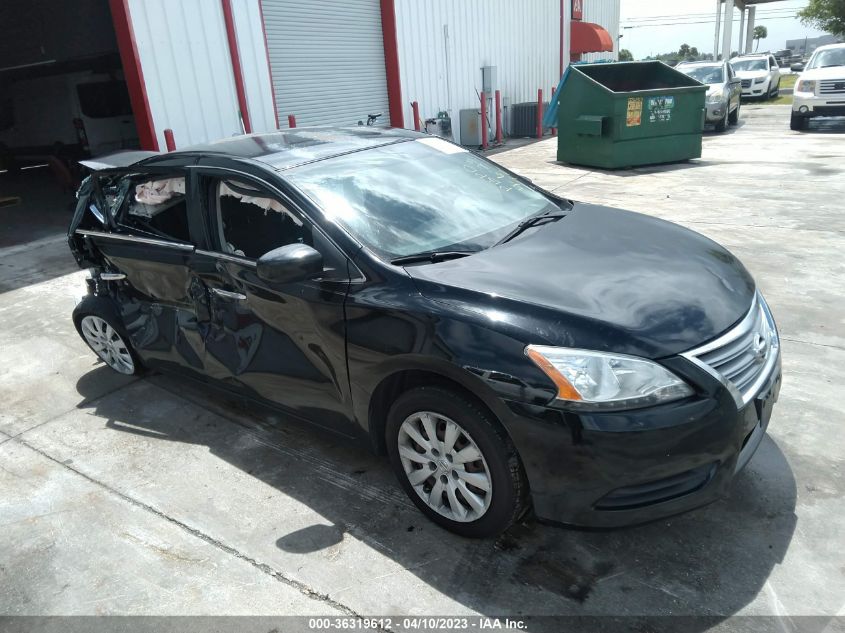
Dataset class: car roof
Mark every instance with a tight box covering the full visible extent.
[146,126,422,171]
[812,42,845,53]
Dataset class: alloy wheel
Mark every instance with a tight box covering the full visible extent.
[80,315,135,375]
[397,411,493,522]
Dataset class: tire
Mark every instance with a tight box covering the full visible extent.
[729,102,740,125]
[73,296,142,376]
[769,79,780,99]
[385,386,528,538]
[790,112,808,131]
[715,108,729,133]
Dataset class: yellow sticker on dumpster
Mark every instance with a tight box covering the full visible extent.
[626,97,643,127]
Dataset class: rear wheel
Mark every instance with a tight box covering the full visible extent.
[386,386,528,538]
[73,299,142,376]
[769,79,780,98]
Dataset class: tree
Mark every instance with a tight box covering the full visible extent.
[619,48,633,61]
[678,43,692,58]
[753,25,768,51]
[798,0,845,37]
[690,46,700,58]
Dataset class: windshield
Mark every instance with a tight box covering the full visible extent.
[287,138,560,259]
[680,66,724,84]
[807,48,845,69]
[731,59,767,72]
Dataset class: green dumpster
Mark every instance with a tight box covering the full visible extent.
[555,61,707,169]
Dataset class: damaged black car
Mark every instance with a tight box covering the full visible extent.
[68,127,781,537]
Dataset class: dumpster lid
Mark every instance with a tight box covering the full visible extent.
[571,21,614,54]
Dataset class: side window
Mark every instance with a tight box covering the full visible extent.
[214,179,311,259]
[120,175,191,243]
[210,177,349,280]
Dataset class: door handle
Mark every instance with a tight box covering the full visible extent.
[211,287,247,301]
[100,272,126,281]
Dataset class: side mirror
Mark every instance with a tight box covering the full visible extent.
[256,243,323,284]
[790,63,805,72]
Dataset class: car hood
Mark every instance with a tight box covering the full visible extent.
[798,65,845,80]
[405,204,756,359]
[734,70,768,79]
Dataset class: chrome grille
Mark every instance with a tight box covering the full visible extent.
[684,293,779,406]
[820,79,845,95]
[741,79,752,89]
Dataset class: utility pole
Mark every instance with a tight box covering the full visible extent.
[714,0,722,58]
[722,0,735,61]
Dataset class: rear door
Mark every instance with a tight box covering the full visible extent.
[189,161,358,434]
[72,160,212,374]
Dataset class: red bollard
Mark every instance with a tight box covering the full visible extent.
[551,87,557,137]
[412,101,421,132]
[495,90,503,144]
[536,88,544,139]
[480,91,488,150]
[288,114,297,128]
[164,128,176,152]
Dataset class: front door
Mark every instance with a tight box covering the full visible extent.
[191,167,357,435]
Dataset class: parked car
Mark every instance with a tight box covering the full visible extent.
[791,43,845,131]
[68,128,782,537]
[677,60,742,131]
[731,54,781,99]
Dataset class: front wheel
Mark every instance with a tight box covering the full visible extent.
[729,102,740,125]
[386,386,528,538]
[790,112,808,131]
[769,80,780,99]
[715,108,729,133]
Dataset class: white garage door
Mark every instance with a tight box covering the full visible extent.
[261,0,391,127]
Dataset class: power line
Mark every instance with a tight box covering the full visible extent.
[622,15,804,28]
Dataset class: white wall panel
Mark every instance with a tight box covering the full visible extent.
[129,0,242,149]
[232,0,279,132]
[394,0,561,144]
[581,0,620,63]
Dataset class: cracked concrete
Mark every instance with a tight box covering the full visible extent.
[0,105,842,626]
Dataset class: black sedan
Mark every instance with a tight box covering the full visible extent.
[68,127,781,537]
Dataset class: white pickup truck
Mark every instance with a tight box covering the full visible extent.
[791,43,845,131]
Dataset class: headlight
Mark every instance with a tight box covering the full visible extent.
[707,90,725,103]
[525,346,693,410]
[797,79,816,93]
[754,77,767,84]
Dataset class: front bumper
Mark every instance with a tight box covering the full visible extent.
[705,101,729,123]
[502,350,782,528]
[741,79,769,97]
[793,93,845,118]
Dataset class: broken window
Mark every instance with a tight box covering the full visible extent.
[215,179,311,259]
[120,176,191,243]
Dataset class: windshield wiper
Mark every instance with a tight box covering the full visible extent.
[390,250,478,265]
[493,211,567,247]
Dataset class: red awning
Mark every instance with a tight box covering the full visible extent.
[570,21,614,54]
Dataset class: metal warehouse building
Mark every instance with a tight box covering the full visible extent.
[0,0,620,162]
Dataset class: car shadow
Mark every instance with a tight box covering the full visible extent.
[803,117,845,134]
[76,369,797,627]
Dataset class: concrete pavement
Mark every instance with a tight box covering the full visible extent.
[0,104,842,626]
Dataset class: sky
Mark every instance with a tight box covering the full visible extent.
[619,0,829,58]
